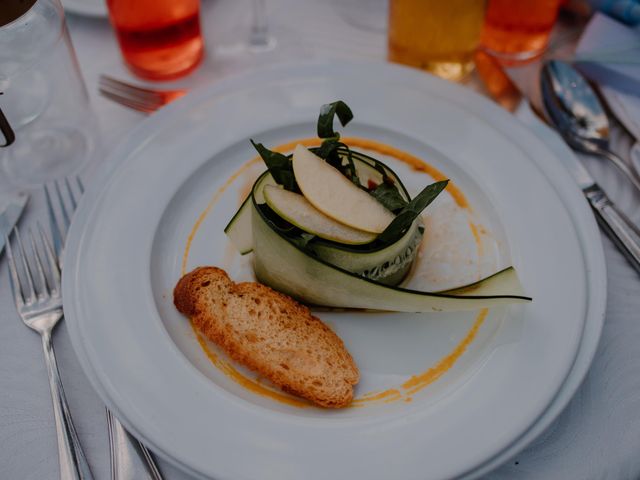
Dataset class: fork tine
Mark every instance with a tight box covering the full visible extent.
[99,75,166,102]
[5,232,24,307]
[29,228,50,298]
[99,89,158,114]
[37,223,61,294]
[65,177,78,212]
[76,175,85,195]
[99,84,165,108]
[98,81,165,107]
[55,179,71,231]
[14,228,36,304]
[45,183,65,259]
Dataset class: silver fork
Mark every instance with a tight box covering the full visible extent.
[5,225,94,480]
[46,177,164,480]
[45,176,84,262]
[98,75,186,114]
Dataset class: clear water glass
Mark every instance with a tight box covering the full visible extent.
[0,0,95,187]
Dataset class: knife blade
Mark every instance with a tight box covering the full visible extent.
[0,192,28,254]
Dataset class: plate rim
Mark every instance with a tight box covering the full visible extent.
[457,109,607,478]
[62,59,607,479]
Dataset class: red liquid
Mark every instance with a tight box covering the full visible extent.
[107,0,204,80]
[481,0,560,62]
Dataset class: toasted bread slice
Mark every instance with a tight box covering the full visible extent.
[174,267,359,408]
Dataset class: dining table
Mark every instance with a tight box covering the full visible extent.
[1,0,639,478]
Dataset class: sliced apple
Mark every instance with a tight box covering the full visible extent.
[292,145,395,233]
[263,185,377,245]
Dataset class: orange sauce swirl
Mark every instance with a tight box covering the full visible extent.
[181,137,488,408]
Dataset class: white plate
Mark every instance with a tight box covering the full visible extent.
[62,0,107,18]
[63,61,606,480]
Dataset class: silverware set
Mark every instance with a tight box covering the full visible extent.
[3,178,163,479]
[541,60,640,274]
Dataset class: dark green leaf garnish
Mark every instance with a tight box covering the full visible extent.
[251,140,298,192]
[377,180,449,244]
[370,182,408,212]
[311,142,360,186]
[317,101,354,139]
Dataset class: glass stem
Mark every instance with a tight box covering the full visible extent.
[250,0,270,48]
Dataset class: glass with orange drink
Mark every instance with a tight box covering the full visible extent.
[107,0,204,80]
[388,0,486,82]
[480,0,561,63]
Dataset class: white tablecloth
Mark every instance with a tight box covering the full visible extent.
[2,1,640,478]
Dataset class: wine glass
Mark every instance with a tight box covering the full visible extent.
[249,0,276,52]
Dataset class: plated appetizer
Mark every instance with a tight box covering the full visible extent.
[175,101,531,408]
[225,101,531,312]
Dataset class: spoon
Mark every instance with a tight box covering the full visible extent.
[541,60,640,194]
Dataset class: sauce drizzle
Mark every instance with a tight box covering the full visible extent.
[181,137,488,408]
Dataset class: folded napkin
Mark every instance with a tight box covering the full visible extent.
[575,12,640,151]
[588,0,640,26]
[575,12,640,97]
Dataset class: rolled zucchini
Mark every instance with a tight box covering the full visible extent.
[224,171,532,312]
[224,100,531,311]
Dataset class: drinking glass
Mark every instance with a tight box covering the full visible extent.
[106,0,205,80]
[480,0,561,64]
[249,0,276,51]
[335,0,388,34]
[388,0,486,82]
[0,0,95,187]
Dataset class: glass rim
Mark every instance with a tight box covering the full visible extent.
[0,0,61,31]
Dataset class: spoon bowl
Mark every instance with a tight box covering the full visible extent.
[543,60,609,146]
[541,60,640,193]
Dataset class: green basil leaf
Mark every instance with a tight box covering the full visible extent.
[251,140,298,192]
[314,139,341,162]
[370,182,408,212]
[377,180,449,244]
[313,141,360,186]
[317,101,354,139]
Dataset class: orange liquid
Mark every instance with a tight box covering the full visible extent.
[474,50,520,111]
[480,0,560,62]
[107,0,204,80]
[388,0,486,82]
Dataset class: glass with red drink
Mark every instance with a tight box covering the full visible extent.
[480,0,560,64]
[106,0,204,80]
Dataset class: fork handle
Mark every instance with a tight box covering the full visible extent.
[107,409,164,480]
[41,331,94,480]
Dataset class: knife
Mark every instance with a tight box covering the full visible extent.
[0,192,28,254]
[571,154,640,274]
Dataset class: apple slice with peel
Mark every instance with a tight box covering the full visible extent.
[264,185,377,245]
[292,145,395,233]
